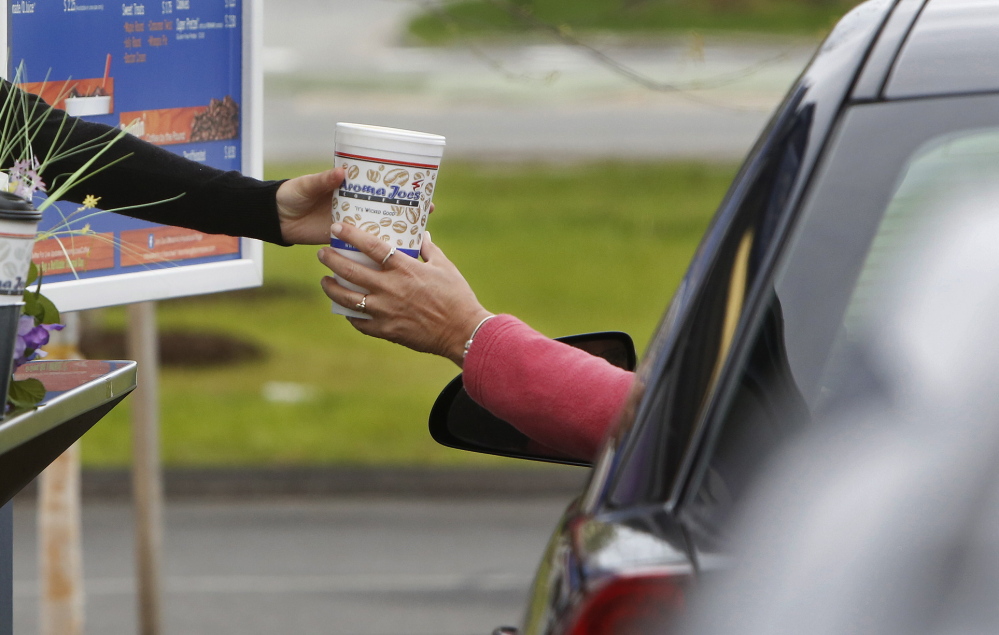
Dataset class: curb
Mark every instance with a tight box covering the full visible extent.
[16,465,590,501]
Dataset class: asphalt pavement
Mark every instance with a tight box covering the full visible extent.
[261,0,817,163]
[13,495,574,635]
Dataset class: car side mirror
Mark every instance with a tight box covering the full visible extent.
[428,332,637,468]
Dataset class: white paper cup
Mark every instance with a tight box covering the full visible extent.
[331,123,445,318]
[64,95,112,117]
[0,192,41,306]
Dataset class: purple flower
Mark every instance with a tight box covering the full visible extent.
[13,315,33,361]
[9,157,46,200]
[13,315,64,368]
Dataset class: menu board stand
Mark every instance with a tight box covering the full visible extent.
[2,1,261,631]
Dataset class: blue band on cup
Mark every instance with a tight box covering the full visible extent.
[330,239,419,259]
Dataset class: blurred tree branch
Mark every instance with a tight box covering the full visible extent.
[411,0,793,110]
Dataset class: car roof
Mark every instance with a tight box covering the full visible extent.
[886,0,999,99]
[856,0,999,101]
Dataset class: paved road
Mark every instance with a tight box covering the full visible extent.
[13,496,572,635]
[261,0,817,162]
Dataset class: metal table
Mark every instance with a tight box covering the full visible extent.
[0,359,137,634]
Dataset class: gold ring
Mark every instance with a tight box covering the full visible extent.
[355,294,367,313]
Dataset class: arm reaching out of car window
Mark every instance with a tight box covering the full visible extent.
[318,221,633,460]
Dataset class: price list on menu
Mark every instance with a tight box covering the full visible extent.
[7,0,245,285]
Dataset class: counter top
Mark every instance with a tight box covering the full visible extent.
[0,360,137,505]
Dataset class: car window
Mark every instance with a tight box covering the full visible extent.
[606,94,814,508]
[816,130,999,415]
[680,95,999,552]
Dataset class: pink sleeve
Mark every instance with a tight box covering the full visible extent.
[462,314,634,461]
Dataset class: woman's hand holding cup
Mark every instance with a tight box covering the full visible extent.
[318,222,492,367]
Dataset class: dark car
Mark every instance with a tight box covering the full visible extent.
[429,0,999,632]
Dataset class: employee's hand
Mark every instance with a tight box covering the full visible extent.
[276,168,345,245]
[318,221,492,367]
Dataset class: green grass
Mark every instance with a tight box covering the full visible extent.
[79,160,735,467]
[409,0,863,45]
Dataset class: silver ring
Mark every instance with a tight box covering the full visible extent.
[355,294,367,313]
[381,247,397,266]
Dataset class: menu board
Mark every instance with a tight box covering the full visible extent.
[1,0,262,311]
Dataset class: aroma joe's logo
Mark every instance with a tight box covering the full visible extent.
[339,163,434,206]
[0,275,27,296]
[341,180,421,203]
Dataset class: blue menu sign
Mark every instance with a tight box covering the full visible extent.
[4,0,263,311]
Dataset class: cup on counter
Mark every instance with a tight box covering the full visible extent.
[0,191,41,305]
[0,191,41,416]
[330,123,445,319]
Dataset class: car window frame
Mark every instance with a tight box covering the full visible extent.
[596,86,822,512]
[589,0,911,514]
[674,92,999,548]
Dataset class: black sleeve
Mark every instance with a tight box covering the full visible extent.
[1,79,289,245]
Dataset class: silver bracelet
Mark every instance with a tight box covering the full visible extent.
[463,315,497,359]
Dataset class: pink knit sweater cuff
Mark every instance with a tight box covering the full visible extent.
[462,315,633,461]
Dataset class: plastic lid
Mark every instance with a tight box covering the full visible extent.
[335,123,446,160]
[336,123,445,145]
[0,191,41,221]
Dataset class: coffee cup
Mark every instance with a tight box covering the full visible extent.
[0,191,42,306]
[330,123,445,319]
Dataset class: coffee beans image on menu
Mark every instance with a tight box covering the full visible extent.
[190,96,240,142]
